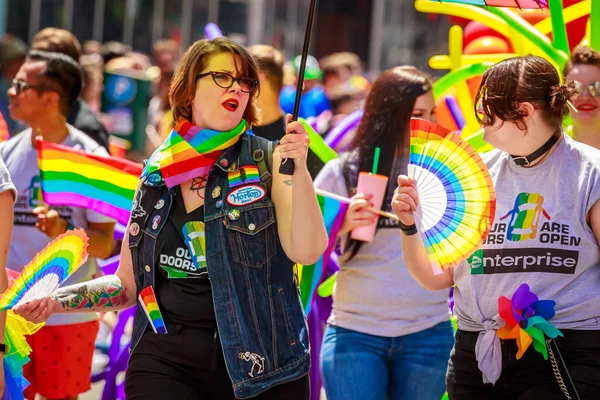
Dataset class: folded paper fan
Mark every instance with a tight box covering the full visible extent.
[0,229,89,311]
[408,119,496,274]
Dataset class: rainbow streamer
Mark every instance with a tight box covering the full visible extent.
[143,119,246,188]
[409,119,496,273]
[497,284,562,360]
[228,166,261,188]
[37,139,143,226]
[298,194,348,315]
[138,286,167,334]
[0,230,89,311]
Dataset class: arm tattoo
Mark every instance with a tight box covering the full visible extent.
[283,179,293,186]
[51,275,129,312]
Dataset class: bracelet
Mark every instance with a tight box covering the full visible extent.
[400,222,418,236]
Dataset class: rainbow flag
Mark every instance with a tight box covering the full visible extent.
[138,286,167,334]
[228,165,260,188]
[36,139,143,226]
[298,194,348,315]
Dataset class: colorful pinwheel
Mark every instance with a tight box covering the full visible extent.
[497,283,563,359]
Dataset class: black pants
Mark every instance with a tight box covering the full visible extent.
[447,329,600,400]
[125,324,310,399]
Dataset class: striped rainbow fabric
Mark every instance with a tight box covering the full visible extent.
[142,119,246,188]
[36,138,143,225]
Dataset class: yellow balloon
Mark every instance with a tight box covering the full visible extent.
[429,54,517,70]
[534,0,591,35]
[449,25,463,71]
[415,0,510,36]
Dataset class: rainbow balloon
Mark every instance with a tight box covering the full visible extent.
[138,286,167,334]
[0,230,89,311]
[408,119,496,274]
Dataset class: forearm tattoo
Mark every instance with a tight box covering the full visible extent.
[52,275,129,312]
[283,179,293,186]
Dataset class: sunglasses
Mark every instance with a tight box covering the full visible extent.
[572,80,600,98]
[11,79,60,95]
[196,71,258,93]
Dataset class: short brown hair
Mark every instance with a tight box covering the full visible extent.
[563,45,600,76]
[169,38,260,126]
[31,28,82,62]
[247,45,284,93]
[475,56,576,132]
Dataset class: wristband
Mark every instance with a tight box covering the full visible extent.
[400,222,418,236]
[0,343,6,354]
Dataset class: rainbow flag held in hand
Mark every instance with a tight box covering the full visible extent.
[36,139,143,225]
[298,194,348,315]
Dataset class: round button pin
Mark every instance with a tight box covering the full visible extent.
[212,186,222,199]
[152,215,161,230]
[129,222,140,236]
[220,159,229,168]
[228,209,240,221]
[248,223,256,231]
[216,200,224,208]
[145,265,151,272]
[154,199,165,210]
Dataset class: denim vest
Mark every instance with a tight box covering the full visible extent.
[128,134,310,398]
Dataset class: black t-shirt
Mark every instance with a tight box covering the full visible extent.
[154,192,216,328]
[253,116,325,179]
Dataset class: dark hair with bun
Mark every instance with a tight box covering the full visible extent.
[474,55,576,132]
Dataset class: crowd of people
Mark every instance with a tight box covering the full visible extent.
[0,21,596,400]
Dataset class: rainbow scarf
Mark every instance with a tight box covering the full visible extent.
[142,119,247,188]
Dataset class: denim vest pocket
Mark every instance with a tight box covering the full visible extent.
[277,288,297,346]
[224,204,276,268]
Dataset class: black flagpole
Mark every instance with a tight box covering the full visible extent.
[279,0,318,175]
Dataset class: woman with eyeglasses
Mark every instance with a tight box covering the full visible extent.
[564,45,600,149]
[393,55,600,398]
[13,38,328,399]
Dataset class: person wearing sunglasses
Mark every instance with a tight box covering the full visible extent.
[564,45,600,149]
[0,50,116,400]
[14,38,328,399]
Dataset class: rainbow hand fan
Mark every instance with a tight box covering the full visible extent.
[0,229,89,311]
[408,119,496,274]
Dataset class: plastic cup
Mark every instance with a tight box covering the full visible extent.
[351,172,388,242]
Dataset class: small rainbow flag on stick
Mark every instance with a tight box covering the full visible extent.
[138,286,167,334]
[37,139,143,225]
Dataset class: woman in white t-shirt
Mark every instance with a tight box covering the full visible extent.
[393,55,600,399]
[316,66,454,400]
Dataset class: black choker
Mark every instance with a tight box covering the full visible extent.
[511,134,559,167]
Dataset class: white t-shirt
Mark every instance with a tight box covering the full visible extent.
[0,125,114,326]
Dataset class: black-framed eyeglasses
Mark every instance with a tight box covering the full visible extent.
[196,71,258,93]
[572,80,600,98]
[11,79,60,96]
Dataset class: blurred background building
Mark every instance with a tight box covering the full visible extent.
[1,0,451,76]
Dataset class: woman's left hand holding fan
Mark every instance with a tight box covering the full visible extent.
[14,297,61,324]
